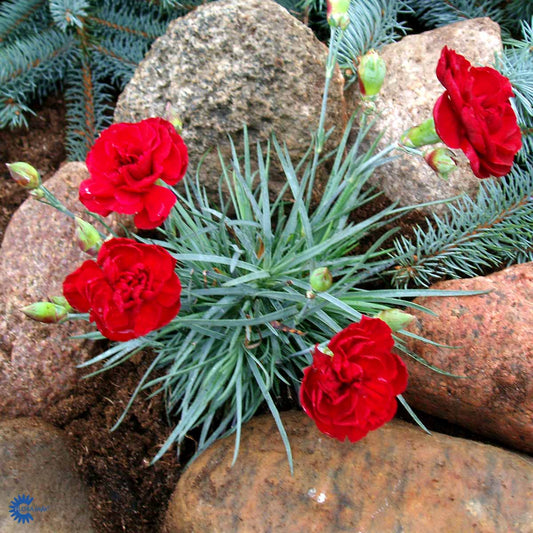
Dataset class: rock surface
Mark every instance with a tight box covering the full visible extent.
[402,262,533,453]
[114,0,346,197]
[347,18,503,211]
[0,163,121,417]
[0,418,94,532]
[164,412,533,533]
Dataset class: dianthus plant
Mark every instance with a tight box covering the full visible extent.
[18,24,472,471]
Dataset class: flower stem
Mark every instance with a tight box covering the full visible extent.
[306,26,344,205]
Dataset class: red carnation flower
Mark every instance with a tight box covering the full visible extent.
[63,238,181,341]
[80,118,188,229]
[433,46,522,179]
[300,316,408,442]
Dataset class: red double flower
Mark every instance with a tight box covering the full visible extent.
[300,317,407,442]
[80,118,188,229]
[433,46,522,179]
[63,238,181,341]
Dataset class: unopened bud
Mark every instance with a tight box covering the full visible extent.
[401,118,441,148]
[357,50,386,98]
[164,103,183,134]
[30,188,45,199]
[50,295,74,311]
[376,309,415,332]
[75,217,103,256]
[327,0,350,30]
[424,148,457,180]
[22,302,68,324]
[310,267,333,292]
[6,162,41,189]
[317,343,334,357]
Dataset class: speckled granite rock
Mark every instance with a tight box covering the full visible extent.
[346,18,503,211]
[0,418,94,532]
[114,0,346,197]
[402,262,533,453]
[163,412,532,533]
[0,163,122,417]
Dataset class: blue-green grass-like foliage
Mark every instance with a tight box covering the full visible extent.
[0,0,307,160]
[75,116,474,469]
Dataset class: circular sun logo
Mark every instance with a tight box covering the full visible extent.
[9,494,34,524]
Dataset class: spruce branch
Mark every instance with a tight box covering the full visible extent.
[0,0,47,43]
[389,167,533,288]
[407,0,504,30]
[336,0,411,72]
[49,0,90,31]
[0,29,77,128]
[497,18,533,160]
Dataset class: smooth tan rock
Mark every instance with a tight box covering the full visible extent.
[347,18,503,212]
[0,162,123,417]
[164,412,532,533]
[114,0,346,198]
[402,262,533,453]
[0,418,94,532]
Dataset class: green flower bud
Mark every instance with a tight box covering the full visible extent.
[424,148,457,180]
[310,267,333,292]
[401,118,441,148]
[75,217,103,256]
[357,50,386,98]
[164,103,183,134]
[327,0,350,30]
[22,302,68,324]
[50,295,74,311]
[6,162,41,190]
[376,309,415,332]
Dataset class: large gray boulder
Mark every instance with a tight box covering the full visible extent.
[114,0,346,197]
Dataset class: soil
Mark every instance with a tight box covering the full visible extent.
[0,94,503,533]
[0,94,67,245]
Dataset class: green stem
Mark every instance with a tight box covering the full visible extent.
[308,26,342,194]
[38,185,108,239]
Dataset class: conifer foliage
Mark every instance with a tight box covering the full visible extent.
[0,0,306,160]
[0,0,184,159]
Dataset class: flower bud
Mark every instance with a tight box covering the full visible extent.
[50,295,74,311]
[317,343,334,357]
[6,162,41,190]
[357,50,386,98]
[22,302,68,324]
[75,217,103,256]
[164,102,183,134]
[401,118,441,148]
[327,0,350,30]
[310,267,333,292]
[424,148,457,180]
[376,309,415,332]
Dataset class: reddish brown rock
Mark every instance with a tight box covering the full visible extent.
[163,412,533,533]
[401,262,533,453]
[0,162,123,417]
